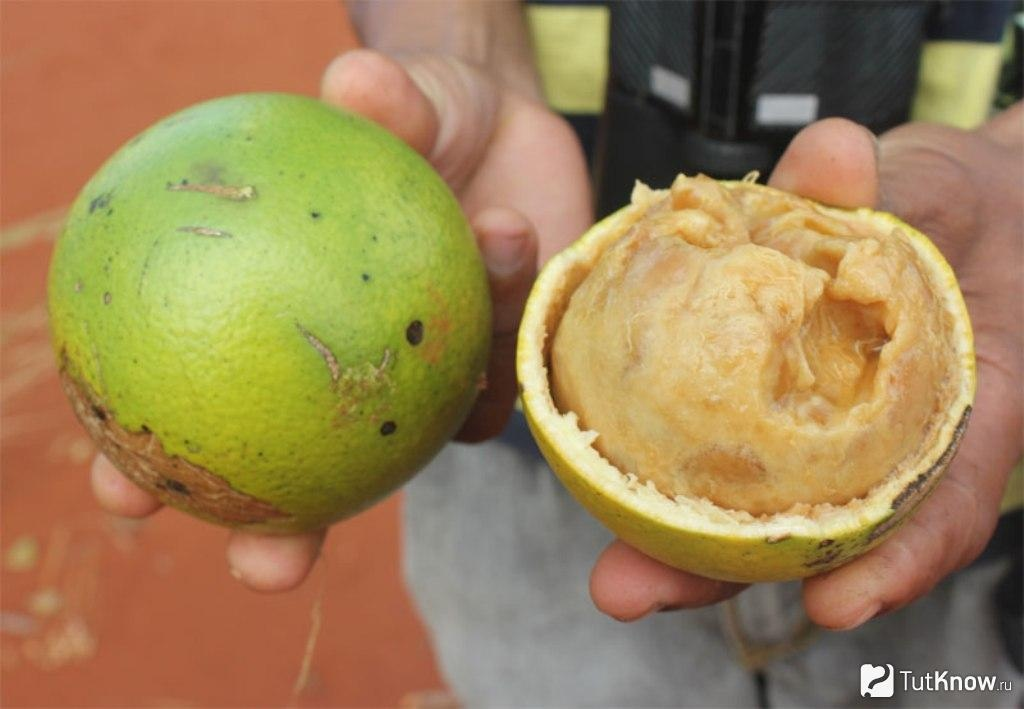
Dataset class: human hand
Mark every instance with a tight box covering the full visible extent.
[590,106,1023,629]
[91,42,593,591]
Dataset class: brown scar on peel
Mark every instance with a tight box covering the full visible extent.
[296,323,341,384]
[166,183,256,201]
[59,360,290,526]
[176,226,233,238]
[295,324,396,423]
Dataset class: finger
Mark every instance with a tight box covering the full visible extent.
[456,207,538,442]
[320,49,439,158]
[320,49,499,190]
[589,540,746,621]
[768,117,879,208]
[803,370,1018,629]
[90,454,163,518]
[226,528,326,593]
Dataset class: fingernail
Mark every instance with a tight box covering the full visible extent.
[838,602,881,630]
[487,230,528,279]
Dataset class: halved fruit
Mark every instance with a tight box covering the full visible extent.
[516,175,975,582]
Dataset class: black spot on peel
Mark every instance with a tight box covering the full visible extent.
[310,211,322,220]
[163,478,190,496]
[380,421,397,436]
[804,548,842,569]
[91,405,107,421]
[361,273,371,283]
[406,320,424,346]
[89,192,113,214]
[140,424,151,434]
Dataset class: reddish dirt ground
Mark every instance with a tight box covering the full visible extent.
[2,2,449,706]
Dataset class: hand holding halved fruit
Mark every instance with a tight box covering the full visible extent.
[578,107,1022,629]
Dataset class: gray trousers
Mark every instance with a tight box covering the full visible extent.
[403,414,1022,707]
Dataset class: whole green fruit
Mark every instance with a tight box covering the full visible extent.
[48,93,491,533]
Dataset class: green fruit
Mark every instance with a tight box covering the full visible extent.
[48,93,491,533]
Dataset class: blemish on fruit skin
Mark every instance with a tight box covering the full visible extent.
[60,365,291,525]
[89,192,113,214]
[406,320,424,345]
[380,421,397,436]
[818,539,835,548]
[420,287,454,364]
[176,226,233,238]
[193,162,227,184]
[886,405,971,518]
[765,533,791,544]
[361,273,371,283]
[137,236,164,295]
[310,211,322,220]
[295,322,341,385]
[163,479,190,495]
[166,182,256,201]
[328,349,395,423]
[804,547,842,569]
[102,292,112,305]
[74,281,83,293]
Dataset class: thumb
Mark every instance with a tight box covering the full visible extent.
[320,49,500,191]
[768,117,879,209]
[457,207,538,442]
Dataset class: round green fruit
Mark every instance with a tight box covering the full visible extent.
[48,93,491,533]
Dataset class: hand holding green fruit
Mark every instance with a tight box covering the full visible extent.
[81,48,593,590]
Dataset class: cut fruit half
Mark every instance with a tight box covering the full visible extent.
[516,175,975,582]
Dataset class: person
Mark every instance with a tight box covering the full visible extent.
[91,1,1022,705]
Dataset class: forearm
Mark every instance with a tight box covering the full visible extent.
[346,0,542,100]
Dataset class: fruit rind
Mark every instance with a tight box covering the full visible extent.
[516,181,975,582]
[49,93,491,533]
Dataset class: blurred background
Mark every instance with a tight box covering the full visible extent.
[1,2,449,706]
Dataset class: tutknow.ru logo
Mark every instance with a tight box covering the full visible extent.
[860,663,1014,697]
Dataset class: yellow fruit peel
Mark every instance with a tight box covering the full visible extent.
[517,178,975,582]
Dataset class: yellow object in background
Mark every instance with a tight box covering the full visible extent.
[912,41,1005,129]
[526,4,608,114]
